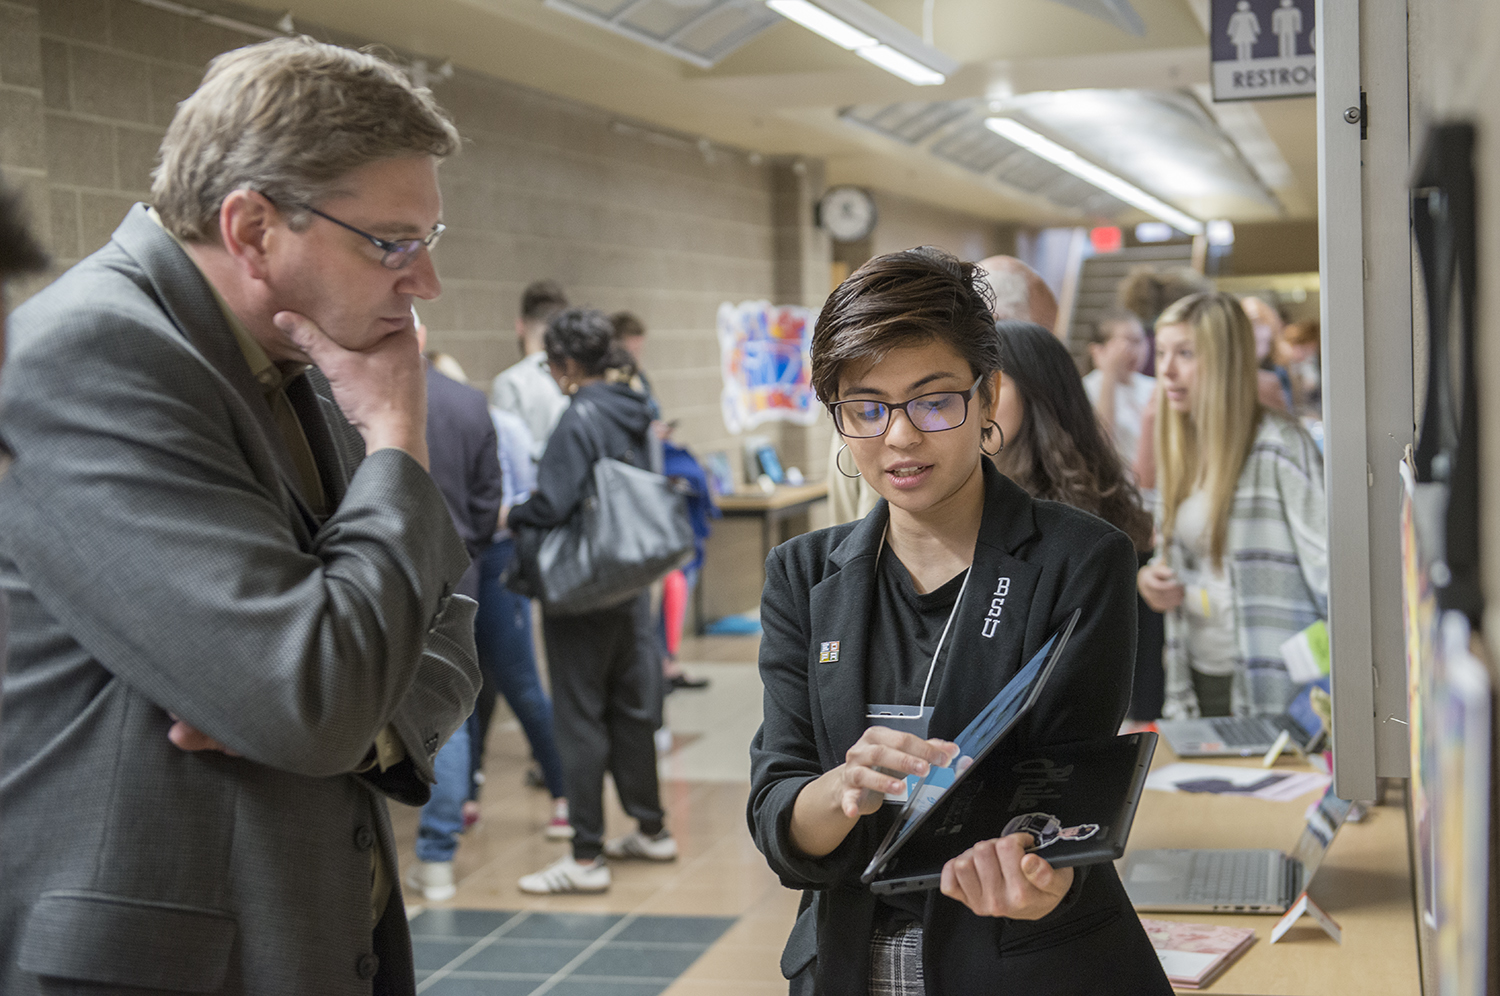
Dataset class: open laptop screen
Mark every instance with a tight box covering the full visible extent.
[1285,677,1330,745]
[1288,789,1353,884]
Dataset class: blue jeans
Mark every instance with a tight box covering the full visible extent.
[468,538,567,799]
[415,721,470,863]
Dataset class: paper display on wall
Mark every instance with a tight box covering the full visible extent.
[717,300,819,434]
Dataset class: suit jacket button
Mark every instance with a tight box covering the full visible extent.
[353,825,375,850]
[424,734,439,754]
[356,953,379,980]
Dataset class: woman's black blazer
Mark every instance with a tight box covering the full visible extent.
[748,460,1170,995]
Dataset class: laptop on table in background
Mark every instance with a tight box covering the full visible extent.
[1155,678,1329,759]
[1120,788,1353,914]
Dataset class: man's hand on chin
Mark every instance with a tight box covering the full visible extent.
[273,310,430,470]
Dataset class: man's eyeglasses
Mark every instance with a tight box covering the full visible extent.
[829,376,984,438]
[300,204,445,270]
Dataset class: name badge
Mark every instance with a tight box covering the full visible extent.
[866,703,933,804]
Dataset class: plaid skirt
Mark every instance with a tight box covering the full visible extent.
[868,921,924,996]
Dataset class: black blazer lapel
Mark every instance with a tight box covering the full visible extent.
[807,505,888,764]
[929,462,1044,739]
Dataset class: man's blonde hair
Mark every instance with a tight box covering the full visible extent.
[1155,291,1263,569]
[152,37,461,243]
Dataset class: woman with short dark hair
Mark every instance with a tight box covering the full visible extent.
[749,248,1170,994]
[508,308,677,894]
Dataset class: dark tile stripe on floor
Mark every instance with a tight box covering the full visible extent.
[411,910,736,996]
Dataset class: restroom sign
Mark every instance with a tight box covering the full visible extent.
[1210,0,1316,102]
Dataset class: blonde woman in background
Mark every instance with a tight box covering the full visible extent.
[1136,293,1328,718]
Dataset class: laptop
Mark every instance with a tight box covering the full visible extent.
[1156,679,1329,758]
[1120,787,1353,913]
[859,610,1080,893]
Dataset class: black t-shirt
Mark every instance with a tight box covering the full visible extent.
[865,549,968,927]
[865,549,968,708]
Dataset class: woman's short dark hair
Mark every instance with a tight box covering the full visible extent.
[811,246,1001,408]
[544,307,635,378]
[992,321,1153,551]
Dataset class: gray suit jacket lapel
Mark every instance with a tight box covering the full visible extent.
[109,205,330,535]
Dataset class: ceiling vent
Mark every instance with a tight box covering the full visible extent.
[544,0,783,68]
[840,100,1132,221]
[840,101,972,145]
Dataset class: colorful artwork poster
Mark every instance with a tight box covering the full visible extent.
[717,300,819,434]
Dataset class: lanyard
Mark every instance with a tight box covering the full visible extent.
[870,528,971,717]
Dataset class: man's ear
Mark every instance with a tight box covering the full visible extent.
[218,189,277,280]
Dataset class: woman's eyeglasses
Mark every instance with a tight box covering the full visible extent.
[829,376,983,438]
[299,204,445,270]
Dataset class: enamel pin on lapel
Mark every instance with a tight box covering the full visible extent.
[819,641,840,663]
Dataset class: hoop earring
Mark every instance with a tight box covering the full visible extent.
[835,443,862,479]
[981,420,1005,457]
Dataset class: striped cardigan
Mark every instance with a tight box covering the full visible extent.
[1158,412,1329,718]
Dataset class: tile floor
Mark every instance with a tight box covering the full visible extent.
[391,637,796,996]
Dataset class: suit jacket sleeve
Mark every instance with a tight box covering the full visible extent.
[467,414,504,545]
[0,311,475,780]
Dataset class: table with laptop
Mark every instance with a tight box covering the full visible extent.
[862,619,1419,994]
[1120,716,1419,994]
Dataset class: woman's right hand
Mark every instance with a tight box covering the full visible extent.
[789,728,959,858]
[833,728,959,820]
[1138,562,1185,613]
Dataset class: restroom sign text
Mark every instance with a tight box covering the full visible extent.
[1210,0,1316,102]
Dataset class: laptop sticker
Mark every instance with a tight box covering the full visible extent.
[1003,812,1101,851]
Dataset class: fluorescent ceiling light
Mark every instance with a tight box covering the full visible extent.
[1206,219,1235,246]
[1135,222,1174,242]
[767,0,874,49]
[983,116,1204,235]
[857,44,945,86]
[767,0,954,86]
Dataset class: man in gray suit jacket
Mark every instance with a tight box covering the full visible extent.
[0,39,480,996]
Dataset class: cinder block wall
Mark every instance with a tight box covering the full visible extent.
[16,0,782,465]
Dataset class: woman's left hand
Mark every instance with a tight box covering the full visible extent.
[939,833,1074,920]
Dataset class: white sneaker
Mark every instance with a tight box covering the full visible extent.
[603,829,678,862]
[405,860,456,902]
[518,856,611,894]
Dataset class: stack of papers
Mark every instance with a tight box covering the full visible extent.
[1141,918,1256,989]
[1144,762,1331,801]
